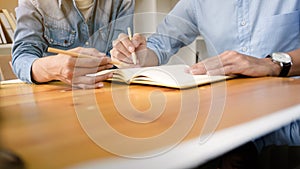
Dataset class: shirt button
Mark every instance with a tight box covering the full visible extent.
[241,21,247,26]
[242,47,248,52]
[85,42,89,46]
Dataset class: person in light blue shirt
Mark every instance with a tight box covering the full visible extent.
[12,0,134,89]
[111,0,300,168]
[111,0,300,77]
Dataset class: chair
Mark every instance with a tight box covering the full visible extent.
[259,146,300,169]
[0,55,17,80]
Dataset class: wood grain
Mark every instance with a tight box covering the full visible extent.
[1,77,300,169]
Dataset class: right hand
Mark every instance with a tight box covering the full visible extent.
[110,33,147,68]
[32,47,114,89]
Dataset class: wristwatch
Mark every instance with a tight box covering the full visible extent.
[266,52,292,77]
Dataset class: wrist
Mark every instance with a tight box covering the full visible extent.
[264,57,281,76]
[266,52,292,77]
[139,48,159,67]
[31,57,56,82]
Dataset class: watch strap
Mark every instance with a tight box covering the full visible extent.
[279,62,291,77]
[266,55,291,77]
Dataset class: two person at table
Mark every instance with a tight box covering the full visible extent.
[12,0,300,168]
[12,0,300,87]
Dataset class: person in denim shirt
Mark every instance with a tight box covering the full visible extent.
[111,0,300,168]
[12,0,134,89]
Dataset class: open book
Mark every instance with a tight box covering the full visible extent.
[87,64,231,89]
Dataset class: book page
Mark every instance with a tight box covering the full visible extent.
[129,65,190,87]
[87,64,230,88]
[86,67,141,83]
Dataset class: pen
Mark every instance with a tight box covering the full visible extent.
[127,27,137,65]
[47,47,119,65]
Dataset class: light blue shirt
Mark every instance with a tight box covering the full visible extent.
[148,0,300,152]
[147,0,300,65]
[12,0,134,83]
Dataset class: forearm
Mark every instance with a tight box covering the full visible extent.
[287,48,300,76]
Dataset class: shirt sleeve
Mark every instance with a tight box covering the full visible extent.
[147,0,200,65]
[12,0,48,83]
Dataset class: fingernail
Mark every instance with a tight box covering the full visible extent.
[98,83,104,88]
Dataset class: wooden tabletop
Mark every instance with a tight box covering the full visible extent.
[1,77,300,169]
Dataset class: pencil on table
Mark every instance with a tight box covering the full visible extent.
[47,47,119,65]
[127,27,137,65]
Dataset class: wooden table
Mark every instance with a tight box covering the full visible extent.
[1,77,300,169]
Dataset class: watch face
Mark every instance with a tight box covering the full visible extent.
[271,52,292,63]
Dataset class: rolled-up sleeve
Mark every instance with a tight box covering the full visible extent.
[12,0,48,83]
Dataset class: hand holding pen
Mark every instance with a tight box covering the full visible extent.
[110,27,148,68]
[32,47,114,89]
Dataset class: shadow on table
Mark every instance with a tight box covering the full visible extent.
[0,114,25,169]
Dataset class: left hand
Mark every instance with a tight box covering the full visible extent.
[188,51,281,77]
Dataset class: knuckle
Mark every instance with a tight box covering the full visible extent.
[76,47,83,51]
[91,48,98,53]
[110,50,117,57]
[64,70,73,79]
[110,49,115,56]
[118,33,126,38]
[114,51,121,58]
[228,50,237,55]
[112,40,119,47]
[134,33,140,36]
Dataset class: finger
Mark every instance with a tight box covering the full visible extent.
[72,72,113,85]
[74,57,112,68]
[117,63,141,69]
[201,56,225,71]
[206,67,227,76]
[205,63,244,76]
[72,82,105,89]
[188,62,207,75]
[110,48,133,64]
[71,47,106,58]
[112,39,132,57]
[132,33,147,48]
[73,64,114,77]
[118,33,136,53]
[217,50,246,67]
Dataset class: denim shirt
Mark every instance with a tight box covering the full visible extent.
[12,0,134,83]
[147,0,300,65]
